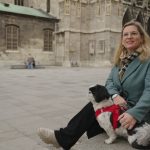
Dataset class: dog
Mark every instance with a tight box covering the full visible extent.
[89,84,150,149]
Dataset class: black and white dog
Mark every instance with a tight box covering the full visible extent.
[89,84,150,149]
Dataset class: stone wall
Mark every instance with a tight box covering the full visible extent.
[0,0,150,68]
[0,13,56,67]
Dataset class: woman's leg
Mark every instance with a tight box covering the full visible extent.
[54,102,104,150]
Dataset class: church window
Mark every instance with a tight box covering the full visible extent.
[76,0,81,17]
[96,0,101,16]
[148,0,150,9]
[14,0,24,6]
[6,25,19,50]
[47,0,50,13]
[43,29,53,51]
[105,0,111,16]
[117,3,122,16]
[64,0,70,15]
[136,0,143,6]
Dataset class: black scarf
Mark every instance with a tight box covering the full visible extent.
[119,52,140,80]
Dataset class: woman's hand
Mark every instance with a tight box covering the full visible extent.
[118,112,137,130]
[113,95,127,106]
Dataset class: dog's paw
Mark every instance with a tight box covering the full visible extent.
[104,138,114,144]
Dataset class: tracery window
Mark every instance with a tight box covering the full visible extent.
[96,0,101,16]
[43,29,53,51]
[47,0,50,13]
[14,0,24,6]
[117,3,122,16]
[6,25,19,50]
[76,0,81,17]
[136,0,143,6]
[64,0,70,15]
[148,0,150,9]
[105,0,111,15]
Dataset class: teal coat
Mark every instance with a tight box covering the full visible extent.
[105,58,150,123]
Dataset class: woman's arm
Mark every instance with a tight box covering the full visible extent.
[126,63,150,122]
[105,67,120,95]
[105,67,127,106]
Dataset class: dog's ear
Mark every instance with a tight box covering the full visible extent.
[99,85,110,99]
[89,84,110,102]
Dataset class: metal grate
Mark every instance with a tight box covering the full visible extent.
[43,29,53,51]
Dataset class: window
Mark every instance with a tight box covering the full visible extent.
[64,0,70,15]
[47,0,50,13]
[96,0,105,18]
[148,0,150,9]
[105,0,111,16]
[96,0,101,16]
[117,3,122,16]
[14,0,24,6]
[98,40,105,54]
[89,40,95,55]
[76,0,81,17]
[136,0,143,6]
[43,29,53,51]
[6,25,19,50]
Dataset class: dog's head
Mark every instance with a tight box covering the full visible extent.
[89,84,110,103]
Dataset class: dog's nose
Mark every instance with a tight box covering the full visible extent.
[89,91,91,94]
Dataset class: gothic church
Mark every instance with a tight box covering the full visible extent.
[0,0,150,68]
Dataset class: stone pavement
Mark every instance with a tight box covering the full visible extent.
[0,67,135,150]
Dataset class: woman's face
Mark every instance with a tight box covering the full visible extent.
[122,25,143,51]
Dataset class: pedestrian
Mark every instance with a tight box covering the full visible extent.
[37,20,150,149]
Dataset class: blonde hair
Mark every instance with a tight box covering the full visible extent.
[114,20,150,66]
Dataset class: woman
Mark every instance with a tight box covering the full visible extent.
[37,20,150,149]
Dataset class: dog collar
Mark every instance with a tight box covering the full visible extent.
[95,104,123,129]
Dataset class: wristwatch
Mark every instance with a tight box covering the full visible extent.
[112,94,118,99]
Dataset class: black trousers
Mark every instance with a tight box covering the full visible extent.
[54,102,149,150]
[55,102,104,150]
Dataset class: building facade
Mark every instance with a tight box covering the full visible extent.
[0,0,150,68]
[0,0,58,68]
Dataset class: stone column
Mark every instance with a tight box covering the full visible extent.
[63,31,71,67]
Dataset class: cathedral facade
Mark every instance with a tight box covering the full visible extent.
[0,0,150,68]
